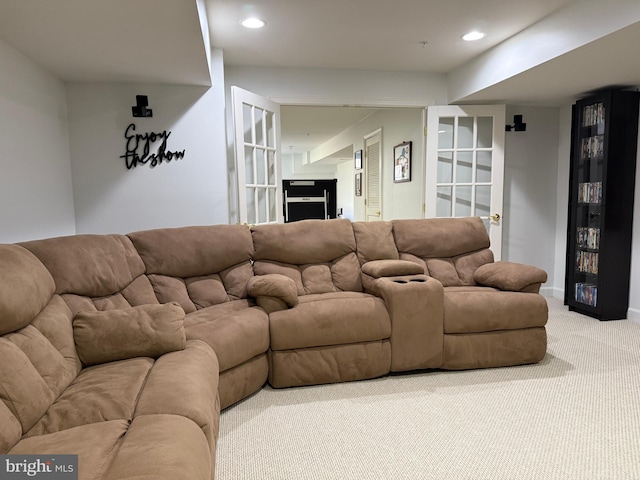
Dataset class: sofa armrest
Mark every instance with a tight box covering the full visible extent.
[474,261,547,293]
[361,259,424,278]
[247,274,299,314]
[365,274,443,372]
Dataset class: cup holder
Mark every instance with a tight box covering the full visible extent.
[392,280,408,284]
[410,278,426,283]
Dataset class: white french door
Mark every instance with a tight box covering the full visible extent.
[231,86,282,225]
[425,105,505,258]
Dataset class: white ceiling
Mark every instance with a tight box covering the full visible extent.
[206,0,574,74]
[2,0,640,155]
[0,0,212,85]
[281,106,379,155]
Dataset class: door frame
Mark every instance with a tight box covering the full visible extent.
[235,93,431,224]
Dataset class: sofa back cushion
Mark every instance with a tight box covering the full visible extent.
[0,245,55,335]
[352,221,399,264]
[21,234,157,315]
[0,245,80,454]
[251,219,362,295]
[127,225,255,313]
[392,217,494,286]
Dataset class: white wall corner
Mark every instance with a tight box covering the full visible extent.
[196,0,213,83]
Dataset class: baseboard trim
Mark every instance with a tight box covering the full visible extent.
[541,286,563,299]
[627,307,640,322]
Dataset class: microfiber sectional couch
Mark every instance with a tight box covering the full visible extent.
[0,216,548,480]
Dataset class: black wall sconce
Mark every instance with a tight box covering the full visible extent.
[132,95,153,118]
[506,114,526,132]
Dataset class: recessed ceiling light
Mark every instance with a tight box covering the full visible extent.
[462,31,485,42]
[241,17,266,29]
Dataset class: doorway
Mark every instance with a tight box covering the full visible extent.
[364,129,382,221]
[280,106,424,222]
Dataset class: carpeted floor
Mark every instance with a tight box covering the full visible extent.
[216,297,640,479]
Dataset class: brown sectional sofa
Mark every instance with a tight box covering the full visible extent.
[0,216,548,480]
[0,243,219,480]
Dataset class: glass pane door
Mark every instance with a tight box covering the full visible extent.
[232,87,282,225]
[426,105,505,258]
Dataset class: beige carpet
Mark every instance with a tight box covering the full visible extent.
[216,298,640,480]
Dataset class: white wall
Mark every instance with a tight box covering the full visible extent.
[66,50,228,234]
[225,67,447,107]
[282,152,337,180]
[503,106,561,293]
[336,160,355,220]
[309,108,424,221]
[0,39,76,243]
[553,106,573,299]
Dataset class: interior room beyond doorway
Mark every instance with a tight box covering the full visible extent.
[280,105,425,222]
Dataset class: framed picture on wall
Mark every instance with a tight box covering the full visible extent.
[355,172,362,196]
[354,150,363,170]
[393,141,412,183]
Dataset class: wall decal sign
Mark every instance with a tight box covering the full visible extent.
[120,123,186,169]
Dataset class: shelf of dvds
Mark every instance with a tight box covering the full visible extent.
[565,89,639,320]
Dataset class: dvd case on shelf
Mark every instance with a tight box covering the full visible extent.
[576,227,600,249]
[582,103,605,127]
[580,135,604,158]
[578,182,602,204]
[576,250,599,274]
[575,282,598,307]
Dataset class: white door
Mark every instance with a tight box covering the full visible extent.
[425,105,505,258]
[231,86,282,225]
[365,129,382,221]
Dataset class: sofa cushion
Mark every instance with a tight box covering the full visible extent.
[21,234,146,298]
[0,294,80,453]
[128,224,254,278]
[73,303,186,367]
[0,338,56,433]
[253,254,362,295]
[352,221,399,264]
[129,225,255,311]
[25,357,153,437]
[10,420,131,480]
[0,401,21,454]
[142,262,254,312]
[392,217,490,258]
[425,258,463,286]
[361,260,424,278]
[0,244,55,335]
[453,249,494,284]
[269,292,391,350]
[184,300,269,372]
[252,218,356,265]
